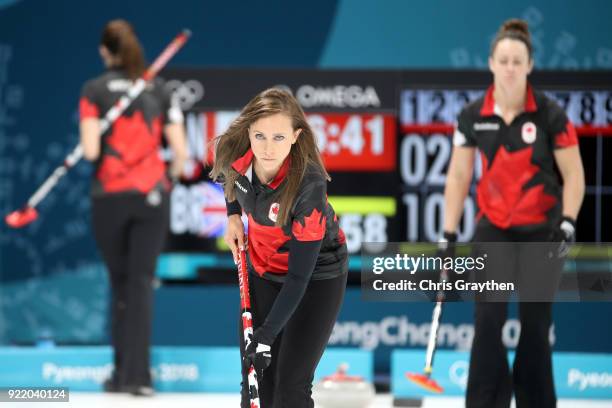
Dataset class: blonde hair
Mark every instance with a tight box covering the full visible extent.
[210,88,329,226]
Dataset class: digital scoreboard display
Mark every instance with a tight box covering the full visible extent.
[159,69,611,280]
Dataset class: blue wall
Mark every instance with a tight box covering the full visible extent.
[321,0,612,68]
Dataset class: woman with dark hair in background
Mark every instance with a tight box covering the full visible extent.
[79,19,187,396]
[443,19,585,408]
[211,88,348,408]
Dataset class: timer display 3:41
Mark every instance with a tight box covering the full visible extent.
[308,113,396,171]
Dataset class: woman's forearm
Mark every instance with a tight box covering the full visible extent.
[443,174,472,233]
[443,147,475,233]
[561,168,585,220]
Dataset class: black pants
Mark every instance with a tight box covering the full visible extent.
[239,272,347,408]
[466,221,561,408]
[91,192,168,388]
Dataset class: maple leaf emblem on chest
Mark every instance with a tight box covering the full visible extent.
[477,146,556,228]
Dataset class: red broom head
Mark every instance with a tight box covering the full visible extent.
[5,207,38,228]
[406,372,444,394]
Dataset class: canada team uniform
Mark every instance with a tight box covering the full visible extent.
[454,84,578,408]
[226,149,348,408]
[80,68,182,389]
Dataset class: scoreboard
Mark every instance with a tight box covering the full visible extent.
[159,69,612,279]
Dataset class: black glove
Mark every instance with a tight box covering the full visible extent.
[550,216,576,257]
[438,231,457,259]
[432,231,459,301]
[243,330,272,379]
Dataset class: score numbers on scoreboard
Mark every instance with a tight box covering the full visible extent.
[399,88,612,242]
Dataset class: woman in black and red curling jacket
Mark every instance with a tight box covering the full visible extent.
[210,88,348,408]
[79,19,187,397]
[443,19,585,408]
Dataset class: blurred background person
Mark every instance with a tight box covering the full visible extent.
[79,19,187,396]
[442,18,585,408]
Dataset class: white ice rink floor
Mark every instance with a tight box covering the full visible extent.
[13,393,612,408]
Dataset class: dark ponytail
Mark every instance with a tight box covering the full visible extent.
[490,18,533,58]
[100,19,145,79]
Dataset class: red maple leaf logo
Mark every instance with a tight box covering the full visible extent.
[477,147,557,228]
[97,112,165,193]
[292,208,326,241]
[108,112,162,165]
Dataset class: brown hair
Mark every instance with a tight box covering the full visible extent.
[100,19,145,79]
[210,88,330,226]
[490,19,533,58]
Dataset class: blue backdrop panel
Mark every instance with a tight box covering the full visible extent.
[0,346,372,392]
[152,286,612,374]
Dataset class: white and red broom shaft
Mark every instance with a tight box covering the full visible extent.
[424,300,442,375]
[238,249,261,408]
[21,29,191,212]
[423,265,449,375]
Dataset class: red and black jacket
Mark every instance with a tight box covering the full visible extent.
[228,149,347,281]
[226,149,348,342]
[453,84,578,230]
[79,68,183,196]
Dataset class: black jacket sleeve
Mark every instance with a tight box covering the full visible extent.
[226,198,242,216]
[453,106,477,147]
